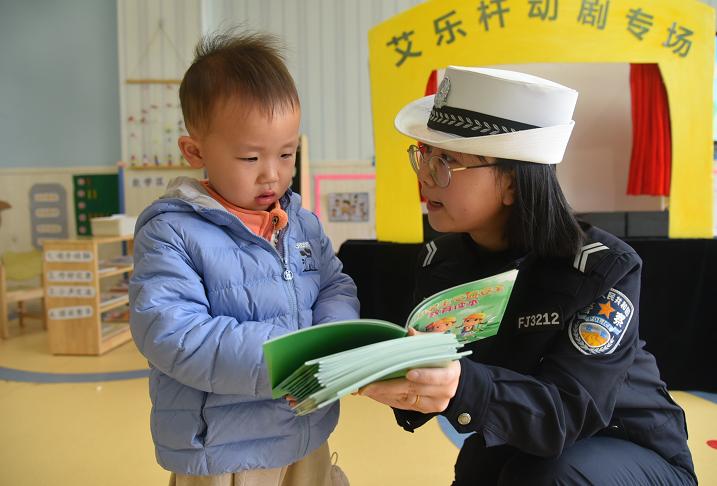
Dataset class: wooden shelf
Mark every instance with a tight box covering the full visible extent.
[99,295,130,313]
[44,235,133,246]
[98,265,134,279]
[101,321,129,339]
[99,323,132,354]
[43,235,134,355]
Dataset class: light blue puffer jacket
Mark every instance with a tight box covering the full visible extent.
[129,177,359,475]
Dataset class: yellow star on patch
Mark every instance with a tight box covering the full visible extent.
[598,302,615,318]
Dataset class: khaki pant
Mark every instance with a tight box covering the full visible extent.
[168,443,349,486]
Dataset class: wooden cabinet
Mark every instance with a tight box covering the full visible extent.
[42,235,133,355]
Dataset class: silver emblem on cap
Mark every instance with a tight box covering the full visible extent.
[434,77,451,109]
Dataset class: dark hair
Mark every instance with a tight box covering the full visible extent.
[496,160,584,260]
[179,29,299,134]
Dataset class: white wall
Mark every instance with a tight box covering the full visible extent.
[117,0,202,166]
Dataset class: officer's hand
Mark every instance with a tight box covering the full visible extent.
[357,360,461,414]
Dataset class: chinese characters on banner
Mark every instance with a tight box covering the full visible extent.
[386,1,694,68]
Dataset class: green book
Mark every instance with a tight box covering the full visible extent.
[263,268,518,415]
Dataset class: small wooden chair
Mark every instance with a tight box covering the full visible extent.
[1,254,46,339]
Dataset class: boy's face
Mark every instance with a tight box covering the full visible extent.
[179,98,300,211]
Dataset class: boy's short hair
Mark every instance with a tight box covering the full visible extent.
[179,30,299,134]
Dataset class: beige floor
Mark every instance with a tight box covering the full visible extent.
[0,325,456,486]
[0,323,714,486]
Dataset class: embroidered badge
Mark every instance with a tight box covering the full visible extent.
[569,288,633,355]
[295,242,318,272]
[434,77,451,108]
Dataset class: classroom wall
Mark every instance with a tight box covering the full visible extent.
[0,0,121,168]
[117,0,202,167]
[204,1,666,215]
[202,0,425,162]
[0,167,117,254]
[2,0,701,253]
[0,0,714,168]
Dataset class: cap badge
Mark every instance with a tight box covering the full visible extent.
[434,77,451,109]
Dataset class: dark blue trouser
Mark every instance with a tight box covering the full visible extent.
[453,435,696,486]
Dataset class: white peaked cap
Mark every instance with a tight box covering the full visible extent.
[394,66,579,164]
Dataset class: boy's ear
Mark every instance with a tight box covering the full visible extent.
[500,169,516,207]
[178,135,205,169]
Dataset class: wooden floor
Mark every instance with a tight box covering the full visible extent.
[0,322,715,486]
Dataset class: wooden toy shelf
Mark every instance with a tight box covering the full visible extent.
[42,235,133,355]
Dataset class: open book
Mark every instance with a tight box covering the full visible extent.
[263,268,518,415]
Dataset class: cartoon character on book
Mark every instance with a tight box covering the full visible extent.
[461,312,487,337]
[425,316,457,333]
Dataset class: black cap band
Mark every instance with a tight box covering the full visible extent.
[427,105,539,138]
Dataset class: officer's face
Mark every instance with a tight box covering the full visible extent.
[418,146,515,250]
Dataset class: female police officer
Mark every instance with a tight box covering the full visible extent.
[359,67,696,485]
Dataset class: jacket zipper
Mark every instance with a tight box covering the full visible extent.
[276,226,300,327]
[208,208,300,329]
[202,205,309,451]
[273,224,308,453]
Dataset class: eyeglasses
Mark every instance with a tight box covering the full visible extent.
[407,145,500,188]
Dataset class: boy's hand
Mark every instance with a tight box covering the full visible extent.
[285,395,298,408]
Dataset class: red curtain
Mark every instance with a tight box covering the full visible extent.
[627,63,672,196]
[425,69,438,97]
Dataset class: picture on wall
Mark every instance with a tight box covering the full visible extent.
[327,192,370,223]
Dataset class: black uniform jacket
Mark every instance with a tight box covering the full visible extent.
[395,224,695,479]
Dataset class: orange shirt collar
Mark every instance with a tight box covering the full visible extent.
[200,180,279,241]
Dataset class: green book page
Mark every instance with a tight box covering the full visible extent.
[406,269,518,343]
[263,319,407,390]
[295,348,472,416]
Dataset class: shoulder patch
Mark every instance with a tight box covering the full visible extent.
[573,242,609,273]
[568,288,634,355]
[422,241,438,267]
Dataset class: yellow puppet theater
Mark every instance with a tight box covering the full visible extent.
[369,0,714,242]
